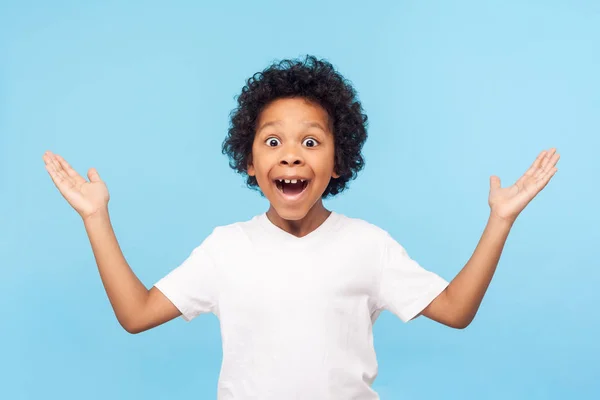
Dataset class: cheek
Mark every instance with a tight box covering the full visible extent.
[248,144,264,176]
[312,149,336,174]
[249,153,271,185]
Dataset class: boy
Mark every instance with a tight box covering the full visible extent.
[42,55,559,399]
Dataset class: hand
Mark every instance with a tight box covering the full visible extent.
[42,151,110,220]
[488,148,560,224]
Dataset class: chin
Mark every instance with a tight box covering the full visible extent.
[269,204,312,221]
[268,193,326,222]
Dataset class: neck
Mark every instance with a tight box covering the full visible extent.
[266,200,331,238]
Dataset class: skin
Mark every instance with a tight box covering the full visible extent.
[42,96,559,332]
[42,154,176,333]
[418,148,560,328]
[248,97,340,237]
[39,97,343,333]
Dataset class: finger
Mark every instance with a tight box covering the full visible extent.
[535,148,557,177]
[44,159,61,182]
[44,152,63,176]
[538,151,560,178]
[87,168,102,183]
[43,152,61,178]
[54,154,86,185]
[533,149,556,178]
[548,152,560,169]
[49,153,73,184]
[44,157,68,188]
[44,153,73,190]
[490,175,501,190]
[536,167,558,190]
[523,150,546,178]
[516,150,546,186]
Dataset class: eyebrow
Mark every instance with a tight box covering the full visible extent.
[256,120,328,134]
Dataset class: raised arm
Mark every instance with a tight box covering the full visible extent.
[420,148,560,328]
[43,151,180,334]
[83,210,181,333]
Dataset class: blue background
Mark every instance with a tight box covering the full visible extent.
[1,1,598,398]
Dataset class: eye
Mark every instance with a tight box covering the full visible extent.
[265,137,281,147]
[302,137,319,148]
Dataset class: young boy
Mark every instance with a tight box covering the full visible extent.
[42,55,559,399]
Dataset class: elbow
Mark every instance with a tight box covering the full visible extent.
[124,325,142,335]
[452,321,470,330]
[446,302,475,329]
[119,318,143,335]
[450,316,473,330]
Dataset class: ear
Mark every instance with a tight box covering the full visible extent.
[332,170,340,179]
[247,158,255,177]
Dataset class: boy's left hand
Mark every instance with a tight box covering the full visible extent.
[488,148,560,224]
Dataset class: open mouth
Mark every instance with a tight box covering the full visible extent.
[273,178,310,198]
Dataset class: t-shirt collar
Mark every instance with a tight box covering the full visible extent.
[257,210,341,245]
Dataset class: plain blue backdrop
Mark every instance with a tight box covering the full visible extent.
[1,1,598,399]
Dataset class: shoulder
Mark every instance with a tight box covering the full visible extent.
[196,214,262,249]
[183,216,259,266]
[335,212,392,245]
[334,213,414,259]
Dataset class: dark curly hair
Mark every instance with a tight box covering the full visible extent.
[221,54,368,198]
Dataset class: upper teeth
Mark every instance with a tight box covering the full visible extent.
[279,179,305,184]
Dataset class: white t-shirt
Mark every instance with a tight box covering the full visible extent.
[154,211,449,399]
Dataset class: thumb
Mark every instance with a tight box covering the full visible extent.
[490,175,501,190]
[88,168,102,183]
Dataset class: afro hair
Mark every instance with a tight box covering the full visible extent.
[222,54,368,198]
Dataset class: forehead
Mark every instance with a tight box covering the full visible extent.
[256,97,330,131]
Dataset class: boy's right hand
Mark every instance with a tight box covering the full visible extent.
[43,151,110,220]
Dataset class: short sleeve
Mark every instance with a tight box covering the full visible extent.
[377,233,449,322]
[153,232,220,322]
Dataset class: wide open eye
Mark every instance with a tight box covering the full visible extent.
[265,137,281,147]
[302,138,319,148]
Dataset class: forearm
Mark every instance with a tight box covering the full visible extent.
[83,209,149,331]
[445,213,513,326]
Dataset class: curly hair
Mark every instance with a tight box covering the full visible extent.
[221,54,368,198]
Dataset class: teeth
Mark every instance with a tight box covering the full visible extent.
[276,178,307,183]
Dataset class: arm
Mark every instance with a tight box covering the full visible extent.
[419,214,512,328]
[43,151,180,334]
[420,148,559,328]
[83,210,181,334]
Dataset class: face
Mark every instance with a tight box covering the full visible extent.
[247,97,339,221]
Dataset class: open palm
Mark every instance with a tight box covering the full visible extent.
[43,151,110,219]
[488,148,560,223]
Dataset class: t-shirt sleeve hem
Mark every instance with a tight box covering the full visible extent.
[399,275,449,323]
[153,281,196,322]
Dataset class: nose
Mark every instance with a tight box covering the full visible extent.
[279,147,304,167]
